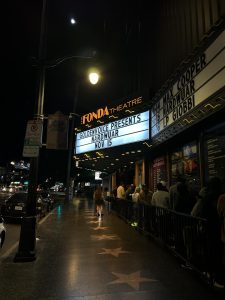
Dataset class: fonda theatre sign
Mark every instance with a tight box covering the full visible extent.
[75,111,149,154]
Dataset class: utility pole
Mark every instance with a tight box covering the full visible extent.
[14,0,96,261]
[14,0,47,262]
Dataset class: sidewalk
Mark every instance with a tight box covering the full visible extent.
[0,197,223,300]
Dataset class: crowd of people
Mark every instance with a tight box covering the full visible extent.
[93,176,225,288]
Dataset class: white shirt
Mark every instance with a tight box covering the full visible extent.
[132,192,140,203]
[117,185,125,199]
[152,190,169,208]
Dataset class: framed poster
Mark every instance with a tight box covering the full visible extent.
[170,141,199,186]
[152,157,167,191]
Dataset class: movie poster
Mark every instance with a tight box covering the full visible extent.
[171,141,199,185]
[183,143,198,175]
[152,157,167,191]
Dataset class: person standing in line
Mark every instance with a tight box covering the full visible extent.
[160,181,169,192]
[131,186,141,226]
[152,182,169,208]
[125,184,135,201]
[217,192,225,288]
[117,183,126,216]
[169,176,193,214]
[112,185,117,199]
[199,177,224,288]
[111,185,118,210]
[117,183,125,200]
[139,184,153,232]
[169,177,182,210]
[139,184,153,205]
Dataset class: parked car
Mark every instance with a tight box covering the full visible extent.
[0,216,6,248]
[50,182,64,192]
[37,191,55,212]
[0,192,47,220]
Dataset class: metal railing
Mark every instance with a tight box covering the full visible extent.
[111,199,216,286]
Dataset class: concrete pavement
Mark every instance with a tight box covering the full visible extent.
[0,197,223,300]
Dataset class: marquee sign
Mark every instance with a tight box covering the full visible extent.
[151,28,225,137]
[75,111,149,154]
[81,96,143,125]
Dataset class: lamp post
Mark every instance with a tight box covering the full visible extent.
[14,0,47,262]
[14,0,97,261]
[66,72,100,201]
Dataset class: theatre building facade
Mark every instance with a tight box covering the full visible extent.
[75,14,225,193]
[105,19,225,193]
[147,21,225,192]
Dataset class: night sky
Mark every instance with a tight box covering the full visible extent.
[2,0,155,180]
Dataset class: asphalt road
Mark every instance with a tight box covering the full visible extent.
[0,221,21,260]
[0,191,64,260]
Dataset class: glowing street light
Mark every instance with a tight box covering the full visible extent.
[66,70,100,200]
[14,0,97,262]
[89,72,99,85]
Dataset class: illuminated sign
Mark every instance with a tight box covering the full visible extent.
[81,96,143,124]
[76,111,149,154]
[95,172,102,180]
[151,28,225,137]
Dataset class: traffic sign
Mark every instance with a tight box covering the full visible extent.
[23,146,39,157]
[22,120,43,157]
[23,120,43,147]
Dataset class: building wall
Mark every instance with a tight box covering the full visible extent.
[152,0,225,91]
[145,2,225,191]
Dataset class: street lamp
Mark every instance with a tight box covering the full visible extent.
[66,71,99,201]
[14,0,97,262]
[14,0,47,263]
[89,72,99,85]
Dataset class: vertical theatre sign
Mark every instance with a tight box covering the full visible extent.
[46,111,69,150]
[151,28,225,137]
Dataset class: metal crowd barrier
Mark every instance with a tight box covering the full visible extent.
[111,199,215,285]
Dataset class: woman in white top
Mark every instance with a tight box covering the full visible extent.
[152,182,169,208]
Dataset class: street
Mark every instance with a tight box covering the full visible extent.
[0,222,20,260]
[0,209,56,261]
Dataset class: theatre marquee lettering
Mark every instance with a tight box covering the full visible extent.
[81,96,143,125]
[151,28,225,137]
[75,111,149,154]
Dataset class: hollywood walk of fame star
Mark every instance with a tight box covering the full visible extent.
[87,220,100,224]
[91,226,109,230]
[98,247,130,257]
[108,271,157,290]
[85,215,96,219]
[91,234,120,241]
